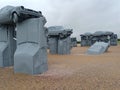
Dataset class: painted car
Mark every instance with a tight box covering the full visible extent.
[0,5,42,24]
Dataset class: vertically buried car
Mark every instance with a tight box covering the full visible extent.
[0,5,43,24]
[71,37,77,47]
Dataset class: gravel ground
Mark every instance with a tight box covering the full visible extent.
[0,45,120,90]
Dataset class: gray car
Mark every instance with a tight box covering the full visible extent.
[48,26,73,38]
[0,5,42,24]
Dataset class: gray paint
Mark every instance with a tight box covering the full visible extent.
[58,37,71,55]
[86,42,109,55]
[48,26,73,55]
[0,6,15,24]
[48,26,73,38]
[14,18,48,75]
[0,42,8,67]
[0,5,48,75]
[14,43,48,74]
[0,5,43,24]
[0,25,16,67]
[80,31,118,47]
[49,37,71,55]
[80,32,93,46]
[48,38,58,54]
[71,37,77,47]
[110,34,118,46]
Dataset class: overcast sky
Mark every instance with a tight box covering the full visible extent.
[0,0,120,40]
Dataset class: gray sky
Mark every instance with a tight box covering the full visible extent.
[0,0,120,40]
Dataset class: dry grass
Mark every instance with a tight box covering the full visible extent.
[118,41,120,44]
[0,45,120,90]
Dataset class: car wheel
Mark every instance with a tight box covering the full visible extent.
[59,33,64,38]
[12,12,18,23]
[20,6,24,9]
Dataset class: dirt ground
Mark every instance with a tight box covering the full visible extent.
[0,44,120,90]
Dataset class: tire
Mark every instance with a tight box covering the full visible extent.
[20,6,24,9]
[59,33,64,38]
